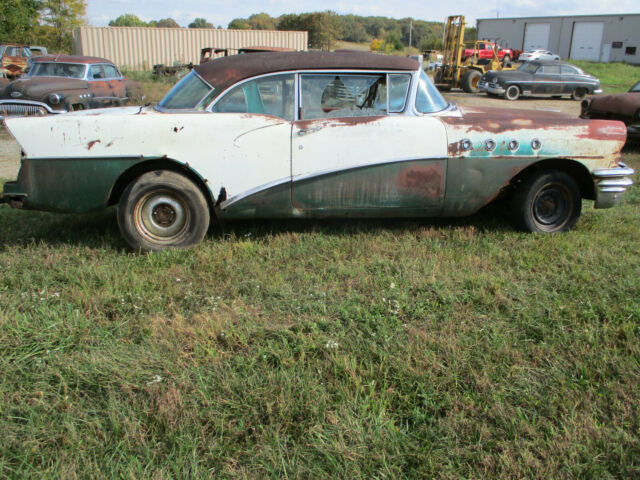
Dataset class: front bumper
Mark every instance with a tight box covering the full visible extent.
[592,162,635,209]
[477,80,505,95]
[0,99,66,120]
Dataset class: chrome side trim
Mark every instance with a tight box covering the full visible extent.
[593,163,635,209]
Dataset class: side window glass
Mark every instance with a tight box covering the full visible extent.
[103,65,119,78]
[561,66,577,75]
[212,74,294,121]
[415,70,448,114]
[23,48,31,57]
[540,65,560,74]
[388,74,410,113]
[89,65,104,79]
[300,74,386,120]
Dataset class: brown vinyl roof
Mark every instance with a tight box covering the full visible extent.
[32,54,114,64]
[195,51,419,89]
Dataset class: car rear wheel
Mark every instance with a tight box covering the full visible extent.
[462,70,482,93]
[117,170,210,251]
[504,85,520,101]
[512,170,582,233]
[571,87,587,101]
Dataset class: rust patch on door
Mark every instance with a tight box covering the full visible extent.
[397,164,443,198]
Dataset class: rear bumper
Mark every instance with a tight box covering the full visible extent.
[592,162,635,209]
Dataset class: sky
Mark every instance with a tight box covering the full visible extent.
[86,0,640,28]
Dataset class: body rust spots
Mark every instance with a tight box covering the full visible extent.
[398,165,443,198]
[87,139,101,150]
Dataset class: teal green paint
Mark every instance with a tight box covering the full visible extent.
[5,157,146,213]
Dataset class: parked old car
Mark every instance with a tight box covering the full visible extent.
[1,51,634,251]
[461,42,513,63]
[0,55,133,118]
[580,80,640,141]
[518,50,560,62]
[478,61,601,100]
[0,43,31,80]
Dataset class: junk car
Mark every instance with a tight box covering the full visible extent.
[0,43,31,80]
[517,50,560,62]
[478,61,602,100]
[580,80,640,141]
[1,51,634,251]
[0,55,132,118]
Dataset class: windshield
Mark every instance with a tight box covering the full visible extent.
[159,71,214,110]
[415,70,448,114]
[28,62,86,79]
[518,62,538,73]
[630,81,640,92]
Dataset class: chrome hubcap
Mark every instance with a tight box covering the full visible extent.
[134,191,189,242]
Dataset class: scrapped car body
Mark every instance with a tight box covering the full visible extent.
[1,51,634,251]
[518,50,560,62]
[580,80,640,140]
[0,43,31,80]
[0,55,131,118]
[478,61,602,101]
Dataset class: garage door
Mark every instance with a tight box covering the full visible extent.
[570,22,603,61]
[523,23,550,50]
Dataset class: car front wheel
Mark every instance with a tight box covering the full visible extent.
[512,170,582,233]
[117,170,210,251]
[504,85,520,100]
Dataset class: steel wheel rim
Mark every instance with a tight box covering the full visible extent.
[532,183,571,231]
[134,190,190,243]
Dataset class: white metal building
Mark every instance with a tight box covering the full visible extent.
[477,14,640,63]
[73,27,308,71]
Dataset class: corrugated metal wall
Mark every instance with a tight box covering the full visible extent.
[73,27,308,70]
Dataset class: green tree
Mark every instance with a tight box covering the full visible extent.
[189,17,213,28]
[248,12,276,30]
[40,0,86,52]
[109,13,147,27]
[228,18,250,29]
[149,18,180,28]
[0,0,41,44]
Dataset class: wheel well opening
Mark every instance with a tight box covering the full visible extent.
[108,159,217,214]
[507,159,594,200]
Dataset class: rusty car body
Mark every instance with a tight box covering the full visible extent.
[0,55,131,118]
[0,43,31,80]
[1,51,634,251]
[580,80,640,140]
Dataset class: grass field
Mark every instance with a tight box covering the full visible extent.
[572,61,640,93]
[0,140,638,477]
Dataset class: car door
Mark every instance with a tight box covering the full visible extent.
[208,73,295,217]
[102,64,127,104]
[534,64,562,95]
[291,72,447,216]
[560,65,582,94]
[88,64,113,107]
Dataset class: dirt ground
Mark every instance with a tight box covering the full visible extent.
[0,93,583,181]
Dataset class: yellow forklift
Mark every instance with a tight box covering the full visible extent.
[434,15,513,93]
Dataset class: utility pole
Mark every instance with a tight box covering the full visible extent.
[409,20,413,53]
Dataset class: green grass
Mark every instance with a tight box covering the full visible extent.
[0,149,639,477]
[553,61,639,94]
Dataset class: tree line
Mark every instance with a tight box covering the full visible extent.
[1,3,477,55]
[0,0,86,52]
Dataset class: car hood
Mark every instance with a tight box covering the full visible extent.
[587,92,640,117]
[1,77,89,100]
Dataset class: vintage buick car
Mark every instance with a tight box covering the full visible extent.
[478,61,602,101]
[580,80,640,141]
[0,43,31,80]
[0,55,132,118]
[1,52,635,251]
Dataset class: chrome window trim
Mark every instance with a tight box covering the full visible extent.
[206,69,418,120]
[155,70,215,112]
